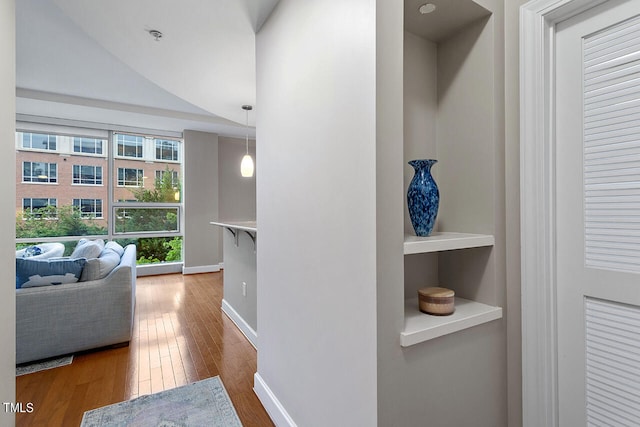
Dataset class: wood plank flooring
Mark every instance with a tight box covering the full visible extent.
[15,272,274,427]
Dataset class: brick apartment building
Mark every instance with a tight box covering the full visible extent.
[16,131,181,229]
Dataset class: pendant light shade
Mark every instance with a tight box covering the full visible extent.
[241,154,254,177]
[241,105,254,178]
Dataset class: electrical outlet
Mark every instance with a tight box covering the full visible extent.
[242,282,247,297]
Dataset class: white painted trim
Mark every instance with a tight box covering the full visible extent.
[182,264,221,275]
[520,1,607,426]
[221,299,257,348]
[253,373,297,427]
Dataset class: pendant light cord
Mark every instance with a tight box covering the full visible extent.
[245,108,249,155]
[242,105,252,155]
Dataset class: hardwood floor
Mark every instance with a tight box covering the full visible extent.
[15,272,274,427]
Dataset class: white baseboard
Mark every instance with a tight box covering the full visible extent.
[182,264,221,275]
[254,373,297,427]
[221,299,257,348]
[137,262,183,277]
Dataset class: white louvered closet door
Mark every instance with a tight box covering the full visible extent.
[556,1,640,426]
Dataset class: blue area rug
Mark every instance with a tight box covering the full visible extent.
[16,355,73,376]
[81,376,243,427]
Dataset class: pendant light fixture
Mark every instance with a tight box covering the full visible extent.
[240,105,254,178]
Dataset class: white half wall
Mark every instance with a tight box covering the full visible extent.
[255,1,378,425]
[221,228,257,338]
[1,1,16,423]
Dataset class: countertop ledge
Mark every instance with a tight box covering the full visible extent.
[209,221,257,232]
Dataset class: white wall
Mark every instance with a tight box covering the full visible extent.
[505,1,527,425]
[218,136,256,221]
[436,16,495,234]
[402,30,439,298]
[403,31,438,235]
[183,130,221,272]
[374,0,406,425]
[1,1,16,424]
[255,0,378,425]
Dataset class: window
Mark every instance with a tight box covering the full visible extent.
[155,169,179,187]
[114,207,179,233]
[74,137,104,154]
[17,127,184,267]
[117,167,144,187]
[23,198,57,218]
[72,165,103,185]
[155,139,179,161]
[73,199,103,218]
[22,133,57,151]
[116,134,143,158]
[23,161,57,183]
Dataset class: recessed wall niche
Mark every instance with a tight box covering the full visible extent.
[401,0,499,346]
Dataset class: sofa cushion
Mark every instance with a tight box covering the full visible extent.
[80,248,121,281]
[105,241,125,257]
[16,257,87,289]
[71,239,104,259]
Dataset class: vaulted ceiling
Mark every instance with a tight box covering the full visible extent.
[16,0,279,136]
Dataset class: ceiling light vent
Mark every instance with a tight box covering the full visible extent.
[419,3,437,14]
[148,29,163,41]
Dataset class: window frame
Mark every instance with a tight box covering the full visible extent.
[155,139,180,162]
[117,167,144,187]
[72,198,103,219]
[73,137,104,155]
[22,198,58,219]
[155,169,180,187]
[22,161,58,184]
[116,134,144,159]
[22,132,57,151]
[72,164,103,186]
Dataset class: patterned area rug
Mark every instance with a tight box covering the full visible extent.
[81,376,243,427]
[16,355,73,376]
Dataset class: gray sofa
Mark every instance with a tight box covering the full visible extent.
[16,244,137,364]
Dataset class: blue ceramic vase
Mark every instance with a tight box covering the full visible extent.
[407,159,439,237]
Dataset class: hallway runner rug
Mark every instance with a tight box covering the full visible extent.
[80,376,242,427]
[16,355,73,376]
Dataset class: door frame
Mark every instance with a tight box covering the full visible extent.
[520,0,608,426]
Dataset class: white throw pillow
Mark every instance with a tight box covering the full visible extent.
[80,248,121,281]
[71,239,104,259]
[105,241,125,257]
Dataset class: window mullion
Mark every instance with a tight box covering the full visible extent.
[108,131,115,240]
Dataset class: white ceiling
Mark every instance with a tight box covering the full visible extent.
[17,0,493,137]
[404,0,490,42]
[16,0,280,137]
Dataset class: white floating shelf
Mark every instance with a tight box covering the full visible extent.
[400,297,503,347]
[404,232,494,255]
